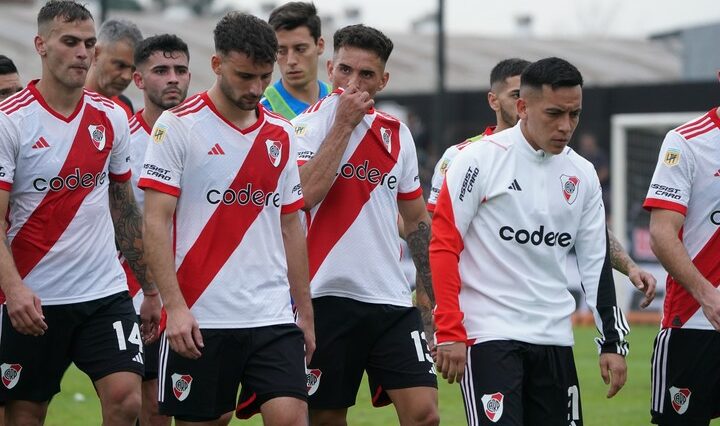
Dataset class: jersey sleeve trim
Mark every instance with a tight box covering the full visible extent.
[109,170,132,183]
[138,178,180,197]
[0,181,11,191]
[281,198,305,214]
[426,201,436,212]
[642,198,687,216]
[397,187,423,200]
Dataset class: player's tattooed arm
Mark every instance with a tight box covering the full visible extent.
[109,180,157,294]
[608,229,656,309]
[407,221,434,306]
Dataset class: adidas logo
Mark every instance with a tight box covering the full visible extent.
[132,353,144,364]
[32,137,50,149]
[507,179,522,191]
[208,143,225,155]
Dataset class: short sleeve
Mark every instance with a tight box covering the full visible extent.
[108,112,132,182]
[0,113,17,191]
[281,132,304,214]
[397,123,422,200]
[137,111,185,197]
[290,97,336,166]
[643,131,695,215]
[427,147,454,211]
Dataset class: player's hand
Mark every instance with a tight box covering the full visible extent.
[436,342,466,384]
[165,306,203,359]
[599,352,627,398]
[627,265,657,309]
[139,292,162,344]
[4,282,47,336]
[297,314,316,364]
[699,286,720,331]
[334,85,373,129]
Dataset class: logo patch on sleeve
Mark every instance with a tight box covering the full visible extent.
[152,123,168,144]
[481,392,504,422]
[663,148,681,167]
[1,363,22,389]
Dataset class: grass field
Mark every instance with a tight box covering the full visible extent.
[43,325,719,425]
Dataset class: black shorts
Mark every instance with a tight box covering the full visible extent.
[143,337,161,382]
[461,340,582,426]
[651,328,720,425]
[0,291,144,402]
[307,296,437,410]
[158,324,307,422]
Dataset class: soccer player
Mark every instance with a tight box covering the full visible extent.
[427,57,655,309]
[0,56,22,101]
[128,33,191,426]
[292,24,439,426]
[261,1,331,119]
[0,1,158,424]
[140,12,314,425]
[431,57,629,425]
[86,19,142,117]
[644,95,720,424]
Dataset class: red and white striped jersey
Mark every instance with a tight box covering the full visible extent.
[291,90,423,307]
[431,123,628,353]
[122,110,153,312]
[0,81,131,305]
[427,126,495,212]
[643,108,720,330]
[138,93,304,328]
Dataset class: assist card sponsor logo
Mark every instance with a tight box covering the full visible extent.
[481,392,504,422]
[459,167,479,202]
[0,363,22,389]
[171,373,193,401]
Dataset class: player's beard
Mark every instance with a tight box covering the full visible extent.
[500,105,519,129]
[147,87,187,110]
[219,78,260,111]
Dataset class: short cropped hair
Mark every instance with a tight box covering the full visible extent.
[521,57,583,90]
[213,12,277,65]
[97,19,143,48]
[268,2,321,42]
[333,24,393,64]
[134,34,189,67]
[0,55,19,76]
[490,58,530,87]
[37,0,93,30]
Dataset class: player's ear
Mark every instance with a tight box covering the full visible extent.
[517,97,528,120]
[211,54,222,75]
[317,36,325,56]
[34,35,46,56]
[377,72,389,93]
[132,70,144,90]
[488,91,500,112]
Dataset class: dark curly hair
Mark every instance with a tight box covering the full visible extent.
[214,12,277,65]
[134,34,189,67]
[333,24,393,64]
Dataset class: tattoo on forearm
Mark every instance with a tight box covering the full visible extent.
[609,231,634,276]
[407,221,434,305]
[109,181,156,292]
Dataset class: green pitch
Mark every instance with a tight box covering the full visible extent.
[43,325,719,425]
